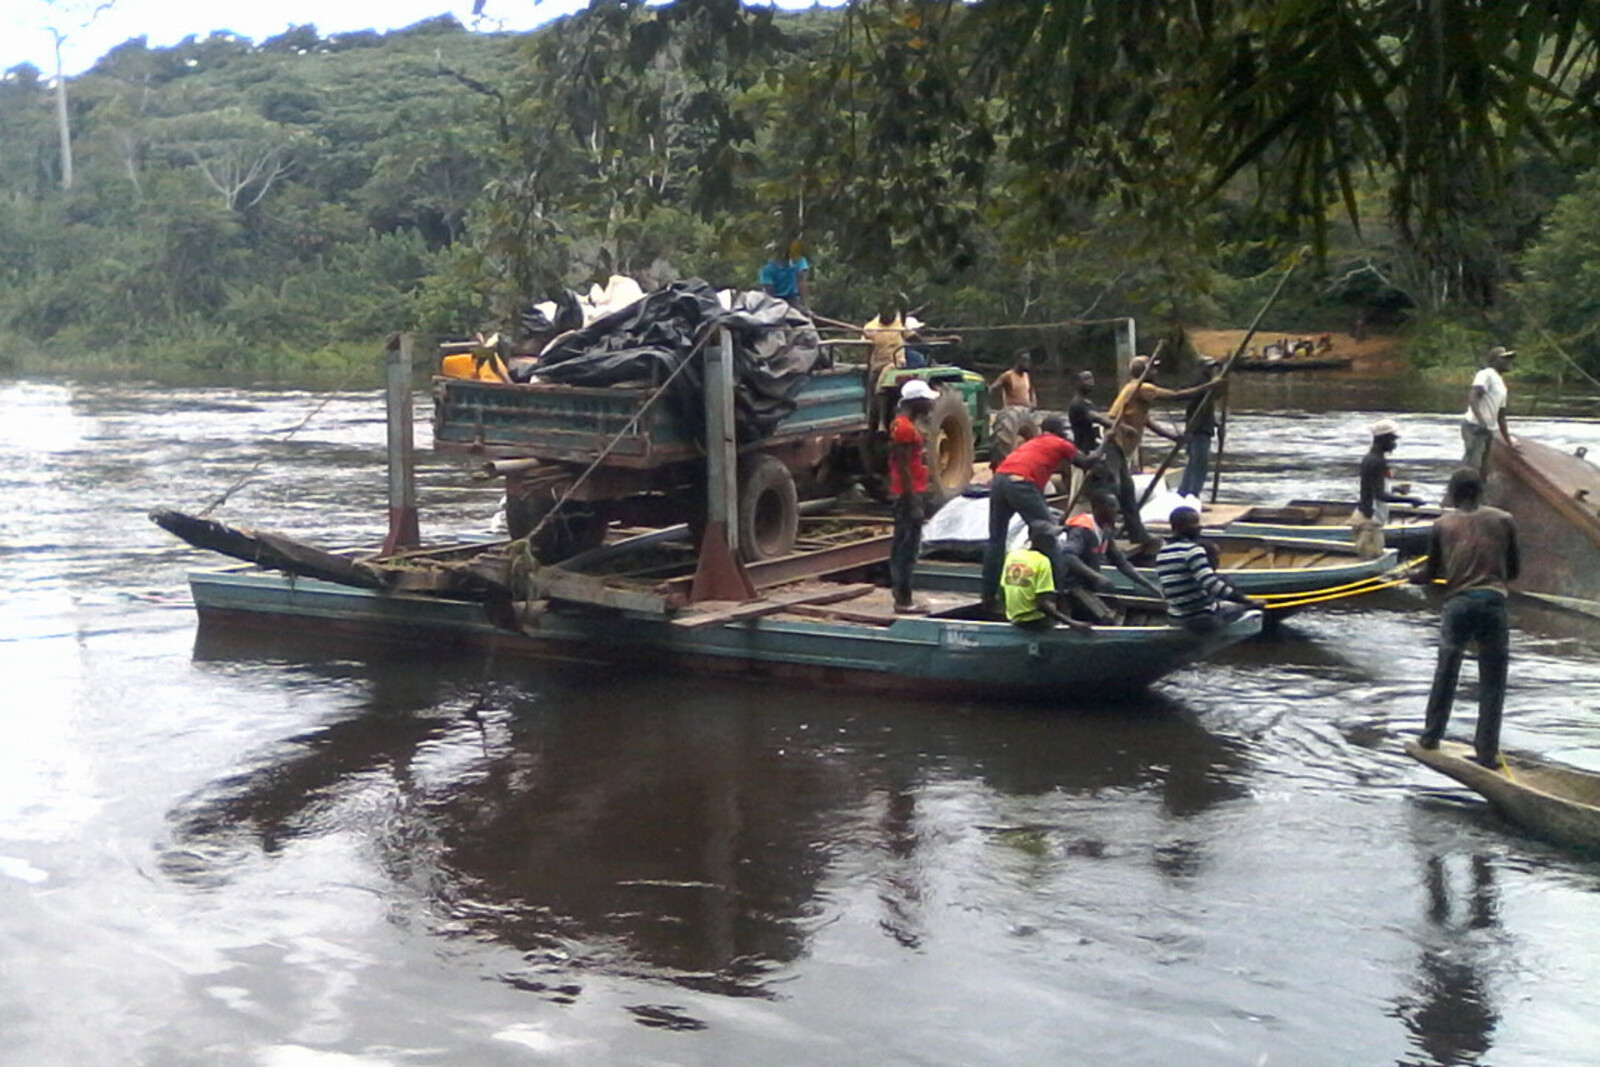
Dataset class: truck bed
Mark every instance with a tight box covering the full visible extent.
[432,366,870,467]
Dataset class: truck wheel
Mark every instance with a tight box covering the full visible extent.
[506,482,608,563]
[924,388,975,507]
[738,455,799,562]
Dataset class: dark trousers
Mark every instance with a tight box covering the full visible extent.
[981,474,1061,606]
[890,494,924,606]
[1178,433,1213,498]
[1421,592,1510,763]
[1105,442,1150,543]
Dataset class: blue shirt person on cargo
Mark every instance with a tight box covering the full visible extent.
[1154,506,1260,631]
[759,240,810,308]
[1001,520,1088,630]
[1410,468,1520,768]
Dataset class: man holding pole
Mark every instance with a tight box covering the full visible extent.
[1105,355,1219,549]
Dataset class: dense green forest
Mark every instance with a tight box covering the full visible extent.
[2,1,1598,384]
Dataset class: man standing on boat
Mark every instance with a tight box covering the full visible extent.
[1177,358,1222,500]
[1460,345,1516,476]
[1106,355,1219,552]
[889,379,937,614]
[1353,420,1426,559]
[1412,468,1520,768]
[1155,506,1260,630]
[1001,520,1088,630]
[981,415,1101,616]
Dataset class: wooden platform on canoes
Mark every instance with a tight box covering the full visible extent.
[1405,738,1600,852]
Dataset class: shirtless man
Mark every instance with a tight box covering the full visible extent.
[990,350,1037,409]
[1104,355,1218,547]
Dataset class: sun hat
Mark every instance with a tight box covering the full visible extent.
[1370,419,1400,438]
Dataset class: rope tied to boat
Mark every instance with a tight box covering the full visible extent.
[1253,555,1426,611]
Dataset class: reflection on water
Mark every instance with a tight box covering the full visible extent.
[170,629,1249,1004]
[1392,853,1500,1067]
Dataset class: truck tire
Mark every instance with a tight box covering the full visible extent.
[924,388,976,507]
[738,455,799,562]
[505,482,608,563]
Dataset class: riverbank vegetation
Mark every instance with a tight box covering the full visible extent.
[1,2,1597,385]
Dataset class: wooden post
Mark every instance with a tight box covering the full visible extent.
[381,334,421,554]
[690,327,756,602]
[1114,316,1137,384]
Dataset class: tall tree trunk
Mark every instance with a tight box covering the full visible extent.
[52,31,73,191]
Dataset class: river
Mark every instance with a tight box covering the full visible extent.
[2,373,1599,1066]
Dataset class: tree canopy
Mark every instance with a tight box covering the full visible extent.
[1,2,1598,380]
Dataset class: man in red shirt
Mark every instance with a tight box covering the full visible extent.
[889,379,937,613]
[981,414,1102,614]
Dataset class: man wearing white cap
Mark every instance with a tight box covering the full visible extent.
[888,378,937,613]
[1461,345,1516,475]
[1353,419,1425,558]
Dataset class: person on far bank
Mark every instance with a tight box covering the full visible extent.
[1155,506,1262,631]
[1002,520,1089,631]
[1177,358,1222,499]
[981,415,1101,616]
[1058,493,1165,601]
[888,379,938,614]
[758,239,810,310]
[1461,345,1516,477]
[1411,468,1520,769]
[1352,419,1426,559]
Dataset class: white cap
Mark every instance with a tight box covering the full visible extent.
[1370,419,1400,437]
[900,379,937,402]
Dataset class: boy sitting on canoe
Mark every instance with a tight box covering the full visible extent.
[1155,506,1262,630]
[1001,520,1088,631]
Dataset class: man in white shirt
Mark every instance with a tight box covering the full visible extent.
[1461,345,1515,476]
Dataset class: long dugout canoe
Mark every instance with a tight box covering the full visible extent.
[1405,739,1600,852]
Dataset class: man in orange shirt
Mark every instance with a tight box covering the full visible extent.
[889,379,938,613]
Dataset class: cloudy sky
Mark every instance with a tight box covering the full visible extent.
[1,1,591,77]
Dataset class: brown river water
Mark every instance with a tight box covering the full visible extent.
[2,372,1599,1066]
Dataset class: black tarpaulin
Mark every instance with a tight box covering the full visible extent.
[533,279,825,443]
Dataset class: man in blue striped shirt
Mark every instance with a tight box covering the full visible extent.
[1155,507,1261,630]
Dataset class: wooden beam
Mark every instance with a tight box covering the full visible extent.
[671,583,875,629]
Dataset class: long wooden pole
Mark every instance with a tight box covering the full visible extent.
[1132,252,1305,511]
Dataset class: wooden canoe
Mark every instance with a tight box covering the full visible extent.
[1404,739,1600,852]
[1487,435,1600,612]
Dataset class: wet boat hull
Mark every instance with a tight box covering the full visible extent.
[1405,739,1600,852]
[188,568,1261,703]
[1487,436,1600,611]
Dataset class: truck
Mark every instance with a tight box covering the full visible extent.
[432,353,989,564]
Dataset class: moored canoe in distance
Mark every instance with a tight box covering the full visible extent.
[1404,739,1600,852]
[186,566,1262,703]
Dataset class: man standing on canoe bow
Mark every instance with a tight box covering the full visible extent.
[1411,468,1520,768]
[1353,419,1425,559]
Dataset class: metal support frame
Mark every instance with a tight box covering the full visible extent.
[690,327,756,602]
[381,334,421,554]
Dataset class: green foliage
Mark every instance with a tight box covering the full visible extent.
[2,3,1598,386]
[1514,169,1600,379]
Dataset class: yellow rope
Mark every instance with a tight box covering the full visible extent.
[1253,555,1426,604]
[1262,575,1412,611]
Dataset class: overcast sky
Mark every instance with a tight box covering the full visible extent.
[1,1,593,77]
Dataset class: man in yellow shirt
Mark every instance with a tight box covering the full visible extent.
[1001,520,1089,630]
